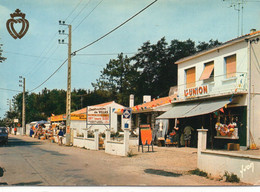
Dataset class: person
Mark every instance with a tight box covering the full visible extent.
[14,127,17,135]
[58,128,64,145]
[172,119,181,147]
[29,127,34,137]
[183,124,194,147]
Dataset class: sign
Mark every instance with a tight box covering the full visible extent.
[6,9,29,39]
[87,106,110,125]
[139,124,152,145]
[71,114,86,121]
[14,119,19,123]
[184,85,208,97]
[123,108,131,119]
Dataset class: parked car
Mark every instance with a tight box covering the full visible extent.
[0,127,8,145]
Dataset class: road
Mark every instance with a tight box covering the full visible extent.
[0,135,247,186]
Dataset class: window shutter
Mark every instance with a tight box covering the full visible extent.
[226,55,236,78]
[186,67,196,88]
[200,62,214,80]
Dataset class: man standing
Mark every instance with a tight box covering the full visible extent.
[183,124,194,147]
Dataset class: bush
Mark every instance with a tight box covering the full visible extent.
[189,168,208,177]
[224,171,240,183]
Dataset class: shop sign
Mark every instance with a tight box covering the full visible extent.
[184,85,208,97]
[139,124,152,145]
[87,106,110,125]
[71,114,86,121]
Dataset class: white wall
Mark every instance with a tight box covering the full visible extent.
[177,41,248,99]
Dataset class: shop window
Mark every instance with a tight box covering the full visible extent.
[225,54,236,78]
[186,67,196,88]
[199,61,214,82]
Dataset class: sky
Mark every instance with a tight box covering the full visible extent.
[0,0,260,118]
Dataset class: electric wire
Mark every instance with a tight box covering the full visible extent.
[29,0,158,92]
[29,58,68,92]
[73,0,158,55]
[65,0,84,22]
[69,0,91,25]
[0,88,21,93]
[73,0,104,32]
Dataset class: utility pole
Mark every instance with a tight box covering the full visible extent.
[19,76,25,135]
[0,42,7,63]
[59,21,72,145]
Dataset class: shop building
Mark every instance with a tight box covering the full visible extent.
[158,30,260,148]
[50,101,124,135]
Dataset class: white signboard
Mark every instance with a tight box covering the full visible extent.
[87,106,110,125]
[14,119,19,123]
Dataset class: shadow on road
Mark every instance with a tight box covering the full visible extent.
[144,169,182,177]
[0,138,41,147]
[12,181,43,186]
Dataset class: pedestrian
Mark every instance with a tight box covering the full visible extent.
[14,127,17,135]
[29,126,34,137]
[183,124,194,147]
[173,119,181,147]
[58,128,64,145]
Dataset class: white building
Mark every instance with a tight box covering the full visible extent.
[158,30,260,148]
[50,101,124,135]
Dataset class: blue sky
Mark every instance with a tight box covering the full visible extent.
[0,0,260,118]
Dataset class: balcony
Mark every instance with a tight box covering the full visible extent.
[177,72,247,101]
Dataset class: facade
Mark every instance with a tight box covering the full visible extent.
[158,30,260,148]
[50,101,124,135]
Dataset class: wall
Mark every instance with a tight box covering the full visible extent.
[73,137,97,150]
[177,41,248,99]
[250,39,260,146]
[198,150,260,185]
[105,141,125,156]
[197,129,260,185]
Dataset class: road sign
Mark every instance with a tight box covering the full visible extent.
[123,108,131,119]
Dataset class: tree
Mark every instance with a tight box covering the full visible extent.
[92,53,138,106]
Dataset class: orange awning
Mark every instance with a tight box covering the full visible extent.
[199,62,214,80]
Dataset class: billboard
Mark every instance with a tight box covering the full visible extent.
[87,106,110,125]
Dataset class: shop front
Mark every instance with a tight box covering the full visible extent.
[157,94,247,149]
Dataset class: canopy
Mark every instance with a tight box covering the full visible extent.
[156,98,231,119]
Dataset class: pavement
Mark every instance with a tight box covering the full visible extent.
[0,134,252,186]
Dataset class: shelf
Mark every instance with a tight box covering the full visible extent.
[214,136,239,140]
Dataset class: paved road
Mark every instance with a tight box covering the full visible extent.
[0,135,246,186]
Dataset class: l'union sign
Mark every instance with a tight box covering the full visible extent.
[184,85,208,97]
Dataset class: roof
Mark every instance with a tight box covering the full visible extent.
[72,101,121,115]
[175,30,260,65]
[116,94,177,114]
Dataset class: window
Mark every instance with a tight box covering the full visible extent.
[186,67,196,88]
[200,61,214,82]
[225,54,236,78]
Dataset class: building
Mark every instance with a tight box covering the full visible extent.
[50,101,124,135]
[158,30,260,148]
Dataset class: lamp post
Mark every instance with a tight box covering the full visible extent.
[59,20,72,145]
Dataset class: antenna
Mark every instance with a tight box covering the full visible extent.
[223,0,245,37]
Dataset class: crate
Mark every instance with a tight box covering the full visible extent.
[227,143,240,151]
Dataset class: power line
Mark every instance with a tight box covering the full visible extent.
[73,0,104,32]
[73,0,158,55]
[0,88,21,93]
[65,0,84,22]
[76,52,136,56]
[69,0,91,24]
[29,58,68,92]
[29,0,158,92]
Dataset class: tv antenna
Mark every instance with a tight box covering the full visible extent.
[223,0,246,37]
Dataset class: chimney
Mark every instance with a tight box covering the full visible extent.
[250,29,256,33]
[143,95,151,103]
[129,94,134,107]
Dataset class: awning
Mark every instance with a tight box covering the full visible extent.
[157,98,231,119]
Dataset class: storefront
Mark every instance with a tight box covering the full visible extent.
[157,94,247,148]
